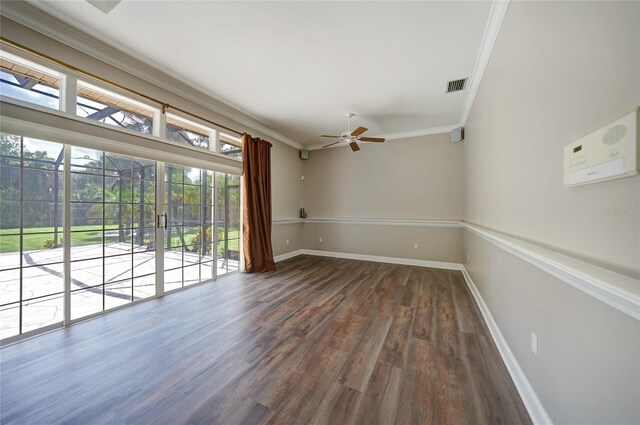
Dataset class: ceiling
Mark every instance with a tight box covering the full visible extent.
[27,1,494,146]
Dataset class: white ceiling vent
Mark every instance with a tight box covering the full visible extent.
[446,78,467,93]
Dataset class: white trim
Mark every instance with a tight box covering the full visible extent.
[1,1,303,150]
[1,0,509,148]
[301,249,463,271]
[274,249,304,263]
[463,223,640,321]
[459,0,510,126]
[273,218,304,225]
[155,161,165,298]
[63,144,71,325]
[303,218,462,228]
[379,125,460,141]
[306,125,459,150]
[77,79,158,112]
[0,99,243,174]
[461,267,552,425]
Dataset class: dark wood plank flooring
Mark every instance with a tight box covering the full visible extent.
[0,256,532,425]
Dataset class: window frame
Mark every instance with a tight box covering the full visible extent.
[0,46,244,346]
[0,44,243,161]
[75,79,159,136]
[0,49,65,112]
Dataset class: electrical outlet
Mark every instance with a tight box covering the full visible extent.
[413,243,419,250]
[531,332,538,355]
[286,238,289,245]
[319,237,323,243]
[467,253,470,261]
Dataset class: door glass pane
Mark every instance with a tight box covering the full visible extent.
[0,133,65,340]
[0,269,20,305]
[134,275,155,300]
[0,303,20,340]
[70,147,156,320]
[216,172,240,276]
[22,294,64,333]
[70,287,103,320]
[164,166,224,289]
[104,281,132,310]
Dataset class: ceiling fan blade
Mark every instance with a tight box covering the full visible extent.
[351,127,368,137]
[323,141,341,148]
[359,137,385,143]
[349,141,360,152]
[320,135,340,138]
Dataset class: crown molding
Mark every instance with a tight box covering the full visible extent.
[0,1,303,150]
[379,124,460,141]
[2,0,508,149]
[305,0,509,150]
[459,0,510,126]
[305,124,458,150]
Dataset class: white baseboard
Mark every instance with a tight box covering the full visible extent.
[274,248,462,270]
[300,249,463,270]
[461,267,552,425]
[274,249,303,263]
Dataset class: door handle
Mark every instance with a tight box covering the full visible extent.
[163,213,168,229]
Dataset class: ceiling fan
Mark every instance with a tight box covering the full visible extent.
[320,113,385,152]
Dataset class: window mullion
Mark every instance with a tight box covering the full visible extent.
[60,74,77,114]
[154,110,166,139]
[156,161,165,297]
[63,144,71,325]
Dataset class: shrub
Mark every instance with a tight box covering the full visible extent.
[43,238,63,249]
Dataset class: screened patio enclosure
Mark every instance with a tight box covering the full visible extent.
[0,133,241,341]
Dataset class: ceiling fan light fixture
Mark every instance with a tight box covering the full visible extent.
[319,112,385,151]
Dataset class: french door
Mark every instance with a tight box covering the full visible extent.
[0,133,240,342]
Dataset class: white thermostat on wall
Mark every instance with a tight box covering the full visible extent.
[564,108,639,187]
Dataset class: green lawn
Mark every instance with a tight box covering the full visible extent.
[1,226,239,253]
[0,225,117,253]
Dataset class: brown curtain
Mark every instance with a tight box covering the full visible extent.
[242,133,276,273]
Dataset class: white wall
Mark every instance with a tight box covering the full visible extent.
[300,133,464,262]
[463,2,640,423]
[464,0,640,277]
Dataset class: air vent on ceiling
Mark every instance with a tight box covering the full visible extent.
[446,78,467,93]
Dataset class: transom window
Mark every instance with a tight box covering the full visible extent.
[219,133,242,160]
[0,47,244,160]
[166,114,211,150]
[76,81,155,135]
[0,51,61,111]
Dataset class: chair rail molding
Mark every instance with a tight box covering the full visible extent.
[302,218,463,228]
[464,223,640,321]
[276,217,639,321]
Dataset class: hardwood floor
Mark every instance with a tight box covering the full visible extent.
[0,256,532,425]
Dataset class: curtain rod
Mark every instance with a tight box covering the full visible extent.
[0,37,244,136]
